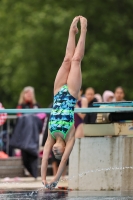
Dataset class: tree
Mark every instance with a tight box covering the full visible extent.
[0,0,133,107]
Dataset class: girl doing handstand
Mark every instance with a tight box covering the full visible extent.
[41,16,87,189]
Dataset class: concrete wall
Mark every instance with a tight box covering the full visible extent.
[69,137,133,191]
[121,138,133,191]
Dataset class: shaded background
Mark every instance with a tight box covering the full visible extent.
[0,0,133,107]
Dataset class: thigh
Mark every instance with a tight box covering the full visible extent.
[67,61,82,99]
[54,61,71,95]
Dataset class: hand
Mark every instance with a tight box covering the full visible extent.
[42,180,50,189]
[48,179,59,190]
[75,103,79,108]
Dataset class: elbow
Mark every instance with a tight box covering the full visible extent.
[61,157,68,164]
[41,157,48,164]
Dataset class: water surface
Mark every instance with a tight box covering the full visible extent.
[0,189,133,200]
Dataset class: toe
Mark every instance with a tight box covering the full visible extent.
[74,16,80,22]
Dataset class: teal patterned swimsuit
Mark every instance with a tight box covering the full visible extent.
[49,85,77,140]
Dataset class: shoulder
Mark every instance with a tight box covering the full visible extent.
[0,102,3,108]
[48,131,56,142]
[65,125,75,142]
[93,98,98,102]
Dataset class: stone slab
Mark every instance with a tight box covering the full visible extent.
[69,137,133,191]
[84,123,133,137]
[0,176,68,190]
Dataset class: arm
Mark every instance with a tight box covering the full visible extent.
[41,132,55,185]
[0,103,7,126]
[16,105,22,117]
[49,135,75,188]
[76,97,88,119]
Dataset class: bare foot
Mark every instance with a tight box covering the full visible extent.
[70,16,80,34]
[80,16,87,32]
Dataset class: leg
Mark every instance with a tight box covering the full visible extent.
[54,16,80,95]
[67,17,87,99]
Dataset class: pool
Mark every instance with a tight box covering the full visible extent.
[0,190,133,200]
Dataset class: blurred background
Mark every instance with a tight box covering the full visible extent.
[0,0,133,108]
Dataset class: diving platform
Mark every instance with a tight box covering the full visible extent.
[69,102,133,191]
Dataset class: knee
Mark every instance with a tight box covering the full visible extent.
[72,56,81,63]
[63,56,72,63]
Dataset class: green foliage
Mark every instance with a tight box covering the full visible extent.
[0,0,133,107]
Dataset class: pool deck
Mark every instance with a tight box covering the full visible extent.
[0,176,68,190]
[0,177,133,198]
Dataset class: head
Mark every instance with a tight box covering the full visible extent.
[114,87,125,101]
[52,138,66,160]
[103,90,114,102]
[18,86,37,104]
[85,87,95,102]
[94,93,103,102]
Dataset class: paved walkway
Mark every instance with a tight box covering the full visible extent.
[0,176,68,190]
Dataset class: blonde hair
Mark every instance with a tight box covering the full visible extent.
[18,86,37,104]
